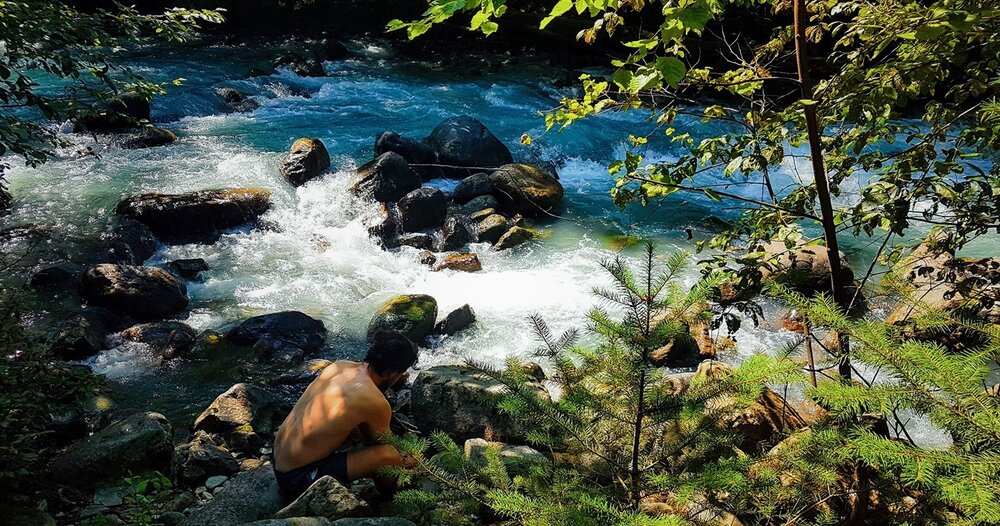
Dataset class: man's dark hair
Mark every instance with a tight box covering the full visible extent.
[365,331,418,375]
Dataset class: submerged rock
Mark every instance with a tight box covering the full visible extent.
[120,126,177,149]
[490,164,564,217]
[101,216,158,265]
[367,294,438,343]
[226,311,327,353]
[80,264,188,321]
[120,321,197,359]
[273,476,371,520]
[397,187,447,232]
[49,412,173,488]
[73,94,150,132]
[116,188,271,243]
[281,138,331,187]
[351,152,421,203]
[193,383,291,456]
[410,364,550,443]
[30,262,82,289]
[168,258,210,279]
[434,253,482,273]
[217,87,260,113]
[425,116,513,178]
[493,226,533,251]
[435,304,476,335]
[375,131,441,181]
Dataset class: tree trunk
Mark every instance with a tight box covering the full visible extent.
[792,0,852,382]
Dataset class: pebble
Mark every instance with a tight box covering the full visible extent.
[204,475,228,490]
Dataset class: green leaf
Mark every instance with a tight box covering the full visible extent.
[655,57,686,88]
[540,0,573,29]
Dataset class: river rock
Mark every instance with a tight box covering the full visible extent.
[73,94,150,132]
[80,264,188,321]
[397,232,435,251]
[461,194,499,215]
[116,188,271,243]
[418,251,436,266]
[49,310,109,360]
[475,214,509,244]
[101,216,158,265]
[435,304,476,335]
[425,116,513,178]
[273,476,371,520]
[226,311,327,353]
[452,172,494,204]
[168,258,210,279]
[120,321,197,359]
[759,241,854,296]
[367,294,438,343]
[281,138,331,187]
[397,187,447,232]
[351,152,421,203]
[493,226,533,251]
[121,126,177,149]
[217,87,260,113]
[30,262,82,289]
[468,208,496,222]
[275,54,325,77]
[49,412,173,488]
[375,131,441,181]
[490,164,564,217]
[410,364,550,443]
[434,253,482,273]
[180,465,283,526]
[438,217,473,251]
[365,202,400,248]
[193,383,291,455]
[175,431,239,486]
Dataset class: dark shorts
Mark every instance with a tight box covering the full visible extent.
[273,450,349,500]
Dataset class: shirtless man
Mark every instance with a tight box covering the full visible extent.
[272,331,418,499]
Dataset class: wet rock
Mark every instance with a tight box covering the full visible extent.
[175,431,239,486]
[226,311,327,354]
[475,214,509,244]
[425,116,513,178]
[434,304,476,335]
[49,311,108,360]
[460,194,499,215]
[193,383,291,455]
[179,465,283,526]
[397,232,435,251]
[438,217,473,251]
[452,172,494,204]
[397,187,447,232]
[759,241,854,297]
[468,208,496,222]
[367,294,438,343]
[205,475,228,490]
[121,321,197,359]
[73,94,150,132]
[375,131,441,181]
[418,251,436,266]
[275,55,325,77]
[49,412,173,488]
[490,164,564,217]
[116,188,271,243]
[493,226,533,251]
[351,152,421,203]
[101,216,158,265]
[464,438,548,476]
[365,203,400,248]
[169,258,210,279]
[434,253,482,273]
[411,364,550,443]
[121,126,177,149]
[217,87,260,113]
[80,264,188,321]
[273,476,371,520]
[30,262,82,289]
[281,138,331,187]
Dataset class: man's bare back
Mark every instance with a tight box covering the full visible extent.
[273,361,391,473]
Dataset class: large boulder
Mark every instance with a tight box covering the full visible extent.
[366,294,438,343]
[100,216,158,265]
[273,476,371,520]
[80,264,188,321]
[116,188,272,243]
[49,310,109,360]
[397,187,447,233]
[350,152,421,203]
[281,138,331,187]
[179,465,283,526]
[174,431,239,486]
[375,131,441,181]
[759,241,854,297]
[410,364,550,443]
[193,383,291,455]
[226,311,327,353]
[424,116,513,178]
[48,412,173,488]
[73,94,150,132]
[120,321,197,359]
[452,172,494,204]
[490,164,564,217]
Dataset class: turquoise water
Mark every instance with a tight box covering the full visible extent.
[0,40,953,427]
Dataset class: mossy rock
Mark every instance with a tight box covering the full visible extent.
[367,294,438,343]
